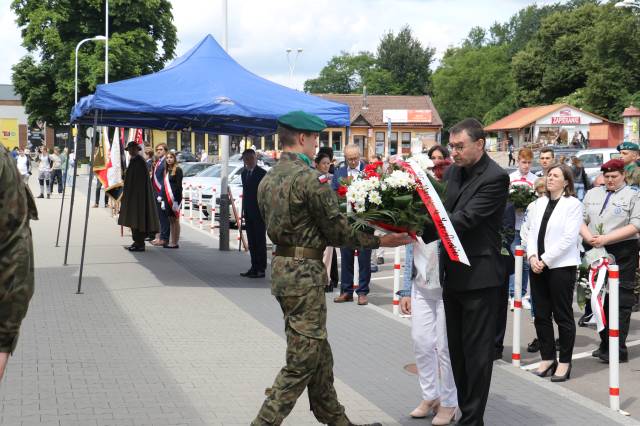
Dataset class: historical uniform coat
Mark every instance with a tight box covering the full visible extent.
[118,154,160,233]
[252,152,379,426]
[0,143,38,353]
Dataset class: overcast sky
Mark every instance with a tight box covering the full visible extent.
[0,0,559,90]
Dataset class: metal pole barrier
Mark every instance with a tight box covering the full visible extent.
[392,246,401,315]
[198,185,203,230]
[512,245,524,367]
[55,124,74,247]
[180,182,186,220]
[608,264,620,411]
[353,249,359,297]
[210,187,217,234]
[63,126,82,265]
[76,113,99,294]
[238,194,244,251]
[188,185,194,224]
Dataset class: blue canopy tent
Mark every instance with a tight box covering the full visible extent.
[70,34,350,134]
[65,34,350,294]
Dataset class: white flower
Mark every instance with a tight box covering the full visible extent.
[383,170,415,189]
[410,154,434,172]
[368,190,382,205]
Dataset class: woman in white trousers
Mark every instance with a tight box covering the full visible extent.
[400,240,457,425]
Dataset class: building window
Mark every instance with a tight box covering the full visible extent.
[320,131,330,147]
[332,132,342,153]
[194,132,205,155]
[207,133,219,155]
[265,134,275,151]
[402,132,411,154]
[167,131,178,151]
[375,132,385,155]
[389,132,398,155]
[180,130,191,152]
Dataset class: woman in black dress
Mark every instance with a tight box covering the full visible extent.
[163,152,183,248]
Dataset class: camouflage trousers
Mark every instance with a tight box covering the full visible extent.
[252,286,350,426]
[0,229,35,353]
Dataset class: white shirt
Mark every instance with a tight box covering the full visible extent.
[39,154,51,172]
[17,155,29,175]
[509,169,538,230]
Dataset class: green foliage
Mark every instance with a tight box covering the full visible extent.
[304,25,434,95]
[10,0,177,126]
[432,44,517,130]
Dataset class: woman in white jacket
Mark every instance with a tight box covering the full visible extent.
[526,163,583,382]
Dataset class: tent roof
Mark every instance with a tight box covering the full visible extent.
[70,35,349,136]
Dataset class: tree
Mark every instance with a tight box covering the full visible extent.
[303,51,379,93]
[11,0,177,126]
[432,44,516,130]
[377,25,435,95]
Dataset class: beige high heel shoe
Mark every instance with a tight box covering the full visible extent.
[431,405,457,425]
[409,399,440,418]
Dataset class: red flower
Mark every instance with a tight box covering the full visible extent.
[363,161,384,179]
[337,185,348,198]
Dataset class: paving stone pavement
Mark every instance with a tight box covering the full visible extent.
[1,176,638,425]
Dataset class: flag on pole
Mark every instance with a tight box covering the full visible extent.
[92,128,124,201]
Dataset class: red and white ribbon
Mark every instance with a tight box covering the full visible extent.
[152,157,164,194]
[589,258,609,332]
[405,159,470,266]
[163,171,181,216]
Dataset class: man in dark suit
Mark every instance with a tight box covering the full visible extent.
[422,119,509,425]
[240,149,267,278]
[331,144,373,305]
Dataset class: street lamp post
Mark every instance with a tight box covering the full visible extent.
[286,48,303,89]
[60,35,106,260]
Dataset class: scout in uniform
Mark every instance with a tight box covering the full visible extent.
[252,111,411,426]
[580,159,640,363]
[0,142,38,380]
[616,142,640,311]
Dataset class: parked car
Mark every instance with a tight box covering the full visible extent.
[179,162,211,177]
[175,151,198,163]
[576,148,621,181]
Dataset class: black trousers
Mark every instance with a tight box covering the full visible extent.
[529,266,576,363]
[50,169,63,193]
[443,286,500,426]
[245,215,267,272]
[330,248,339,285]
[156,200,170,241]
[131,228,146,247]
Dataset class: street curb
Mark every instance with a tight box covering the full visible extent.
[493,362,639,425]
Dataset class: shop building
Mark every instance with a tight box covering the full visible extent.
[485,103,622,149]
[0,84,29,149]
[315,93,443,159]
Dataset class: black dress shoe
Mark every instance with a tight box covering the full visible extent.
[598,351,628,363]
[550,363,571,382]
[240,269,256,277]
[249,271,265,278]
[532,360,557,377]
[127,245,145,252]
[527,338,540,353]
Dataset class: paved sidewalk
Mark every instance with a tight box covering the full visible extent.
[0,176,638,425]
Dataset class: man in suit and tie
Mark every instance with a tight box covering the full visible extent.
[422,119,509,425]
[240,149,267,278]
[332,144,373,305]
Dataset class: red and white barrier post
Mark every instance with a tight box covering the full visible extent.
[512,245,524,367]
[197,185,204,230]
[209,187,217,234]
[392,246,401,315]
[353,249,359,297]
[180,183,187,219]
[188,185,194,224]
[608,264,620,411]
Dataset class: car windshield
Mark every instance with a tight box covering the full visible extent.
[196,164,222,177]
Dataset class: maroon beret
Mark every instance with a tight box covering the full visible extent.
[601,158,625,173]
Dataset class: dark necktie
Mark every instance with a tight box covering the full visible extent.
[599,190,614,216]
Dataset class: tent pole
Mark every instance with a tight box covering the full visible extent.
[218,134,230,251]
[55,124,74,247]
[63,125,82,265]
[76,111,99,294]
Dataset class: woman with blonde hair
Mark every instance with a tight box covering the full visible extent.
[161,152,183,248]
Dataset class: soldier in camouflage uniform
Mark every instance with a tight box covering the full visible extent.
[252,111,411,426]
[0,142,38,380]
[617,142,640,311]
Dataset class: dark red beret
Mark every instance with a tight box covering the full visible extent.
[601,158,625,173]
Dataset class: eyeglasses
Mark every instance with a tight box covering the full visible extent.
[448,144,467,153]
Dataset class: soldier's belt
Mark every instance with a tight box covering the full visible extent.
[274,246,323,260]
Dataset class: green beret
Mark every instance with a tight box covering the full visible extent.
[617,141,639,152]
[277,110,326,132]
